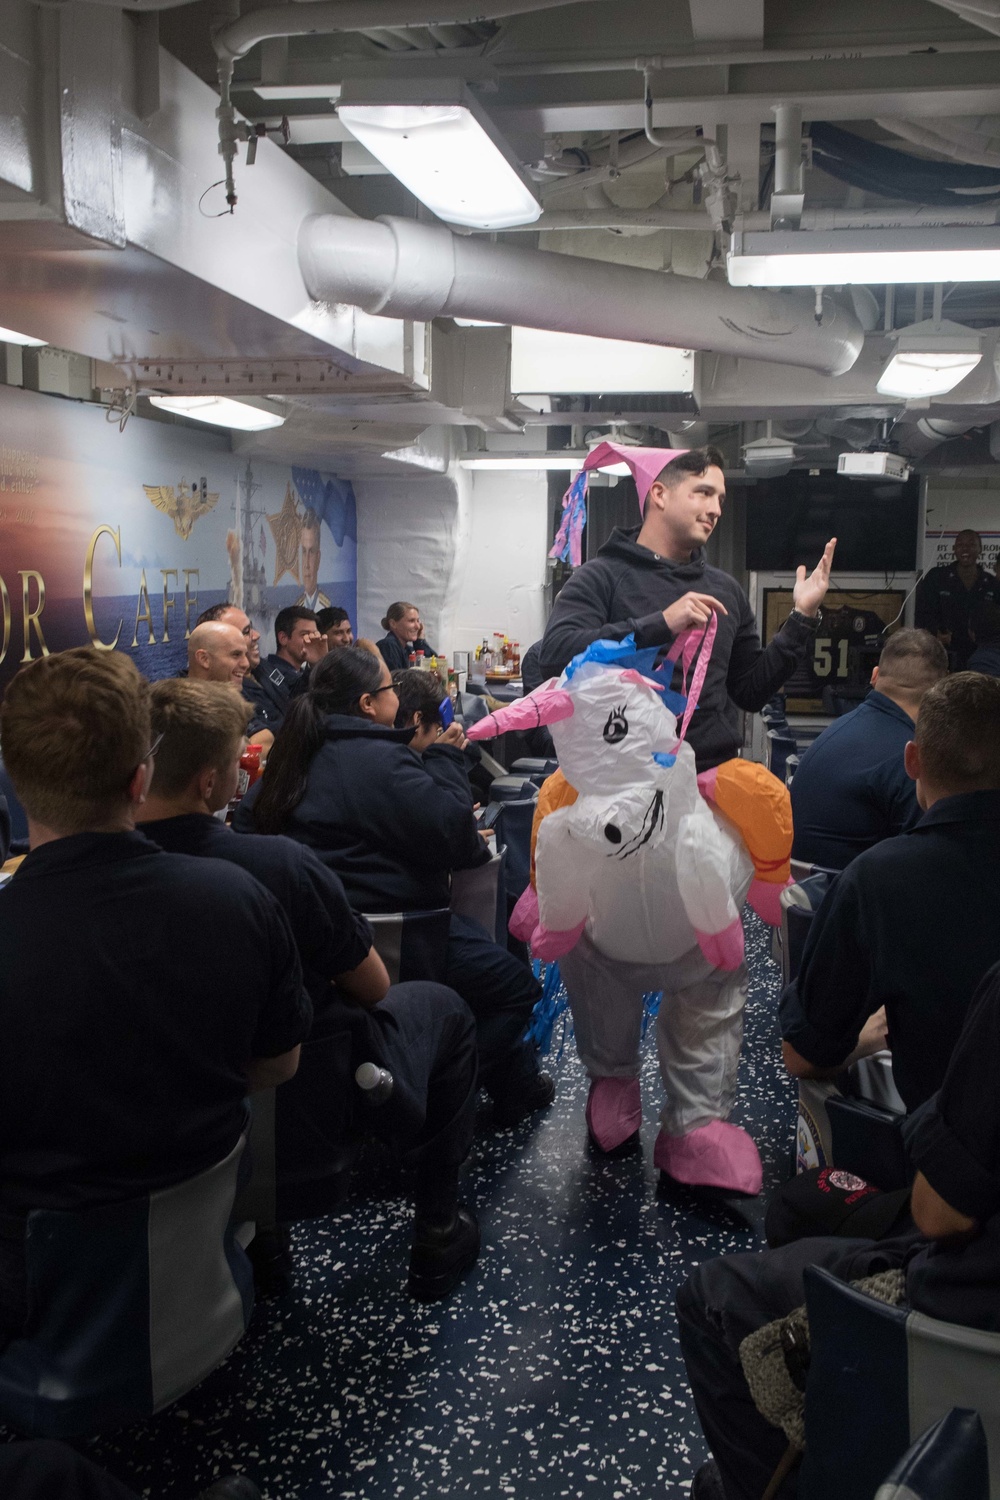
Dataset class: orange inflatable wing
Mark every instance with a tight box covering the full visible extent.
[529,769,579,889]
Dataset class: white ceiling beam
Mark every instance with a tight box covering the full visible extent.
[496,83,1000,133]
[688,0,763,43]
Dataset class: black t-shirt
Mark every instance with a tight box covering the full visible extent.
[780,791,1000,1110]
[0,831,309,1211]
[907,962,1000,1331]
[914,563,1000,667]
[140,814,372,1023]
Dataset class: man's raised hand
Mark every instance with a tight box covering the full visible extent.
[793,538,837,618]
[663,592,729,635]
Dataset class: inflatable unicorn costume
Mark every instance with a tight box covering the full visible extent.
[466,622,793,1195]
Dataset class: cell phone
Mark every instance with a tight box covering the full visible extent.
[439,694,455,728]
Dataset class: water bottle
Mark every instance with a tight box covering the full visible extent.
[355,1062,394,1105]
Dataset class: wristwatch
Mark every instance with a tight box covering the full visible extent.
[788,607,822,630]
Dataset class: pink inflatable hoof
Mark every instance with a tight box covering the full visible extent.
[695,916,745,971]
[509,886,540,943]
[748,876,793,928]
[530,918,586,961]
[586,1077,642,1153]
[654,1120,763,1196]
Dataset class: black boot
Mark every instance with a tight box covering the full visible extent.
[407,1206,481,1302]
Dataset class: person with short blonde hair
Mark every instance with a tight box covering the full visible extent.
[138,674,481,1302]
[1,648,150,836]
[0,648,310,1344]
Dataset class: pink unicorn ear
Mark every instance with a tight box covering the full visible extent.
[465,686,575,741]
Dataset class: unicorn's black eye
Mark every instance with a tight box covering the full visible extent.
[604,823,622,844]
[603,706,628,745]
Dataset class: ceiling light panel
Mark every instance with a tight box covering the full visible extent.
[876,317,983,398]
[0,326,46,347]
[510,328,695,395]
[728,227,1000,286]
[338,79,540,230]
[148,396,285,431]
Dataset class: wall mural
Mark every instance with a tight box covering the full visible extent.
[0,384,357,693]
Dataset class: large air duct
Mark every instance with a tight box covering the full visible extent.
[298,215,865,376]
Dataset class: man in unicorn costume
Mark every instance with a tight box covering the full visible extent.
[534,445,836,1195]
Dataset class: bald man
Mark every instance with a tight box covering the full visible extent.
[187,622,250,690]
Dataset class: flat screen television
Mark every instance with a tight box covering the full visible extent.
[744,472,921,573]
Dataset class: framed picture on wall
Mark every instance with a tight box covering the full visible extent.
[763,588,907,712]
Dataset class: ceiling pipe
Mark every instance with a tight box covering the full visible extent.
[213,0,609,212]
[740,205,1000,228]
[298,213,865,375]
[876,116,1000,169]
[490,207,712,230]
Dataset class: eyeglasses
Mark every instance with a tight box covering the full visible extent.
[144,731,165,761]
[358,684,398,705]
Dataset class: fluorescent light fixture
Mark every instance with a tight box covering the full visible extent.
[338,79,540,230]
[148,395,285,432]
[728,227,1000,286]
[460,453,586,471]
[0,326,45,347]
[510,327,695,396]
[253,84,342,101]
[875,318,982,398]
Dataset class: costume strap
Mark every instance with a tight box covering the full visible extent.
[662,613,718,746]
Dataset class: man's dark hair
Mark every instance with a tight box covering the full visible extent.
[252,645,385,833]
[316,606,350,634]
[195,603,233,627]
[655,446,726,489]
[393,668,446,731]
[974,603,1000,646]
[915,672,1000,792]
[876,629,948,696]
[274,605,317,647]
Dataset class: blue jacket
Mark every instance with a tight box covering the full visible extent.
[237,714,489,913]
[790,691,920,870]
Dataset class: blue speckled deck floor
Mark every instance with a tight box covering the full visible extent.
[14,916,795,1498]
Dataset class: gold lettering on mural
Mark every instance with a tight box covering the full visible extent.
[132,569,154,648]
[0,575,10,667]
[18,570,47,662]
[0,446,39,494]
[161,569,178,643]
[83,525,123,650]
[183,569,200,638]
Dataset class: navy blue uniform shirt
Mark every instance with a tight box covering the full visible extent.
[907,961,1000,1331]
[915,562,1000,668]
[790,691,920,870]
[780,790,1000,1111]
[0,831,308,1211]
[140,813,372,1023]
[967,641,1000,678]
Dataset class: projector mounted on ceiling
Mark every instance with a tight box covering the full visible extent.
[837,451,912,483]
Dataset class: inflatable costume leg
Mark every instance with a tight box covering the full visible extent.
[559,930,656,1151]
[652,952,762,1195]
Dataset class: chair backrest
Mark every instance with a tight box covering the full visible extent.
[875,1409,989,1500]
[780,872,834,987]
[802,1266,1000,1500]
[365,907,451,986]
[0,1138,253,1438]
[488,799,536,901]
[510,757,559,785]
[451,846,508,944]
[767,729,798,783]
[488,776,538,803]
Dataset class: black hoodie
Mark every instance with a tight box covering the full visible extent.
[539,526,815,771]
